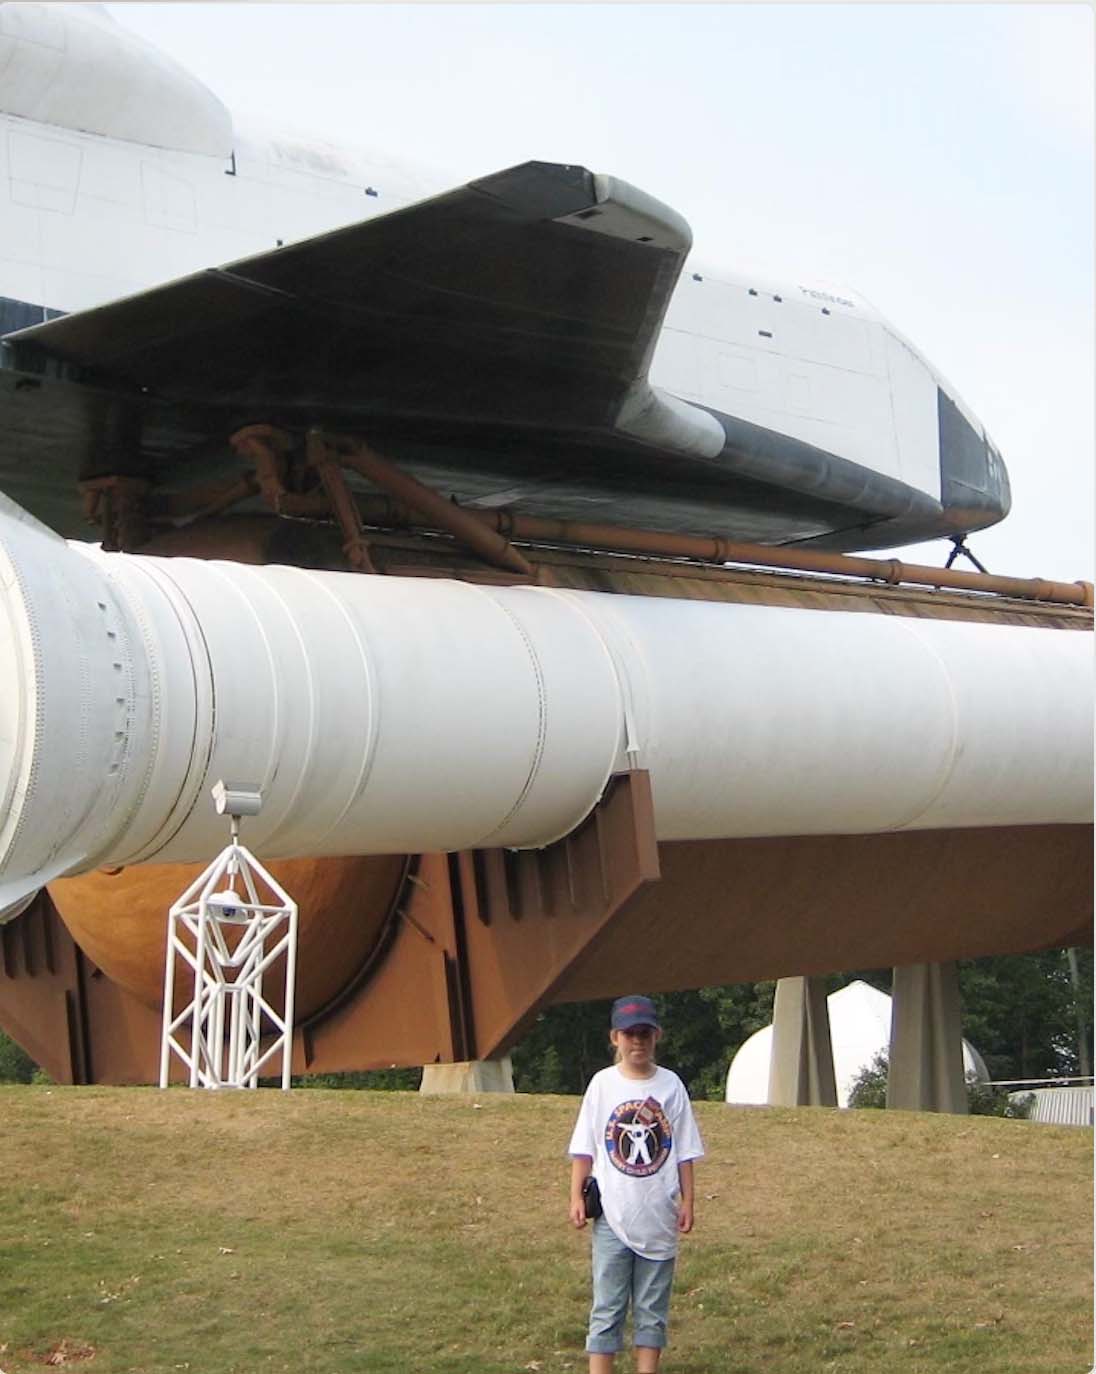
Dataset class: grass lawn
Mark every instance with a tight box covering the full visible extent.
[0,1086,1090,1372]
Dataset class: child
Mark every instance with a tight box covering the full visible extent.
[567,995,704,1374]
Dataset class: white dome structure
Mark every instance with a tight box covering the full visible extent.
[725,979,989,1107]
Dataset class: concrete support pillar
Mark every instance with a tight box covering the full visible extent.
[767,975,838,1106]
[887,961,968,1114]
[419,1056,515,1094]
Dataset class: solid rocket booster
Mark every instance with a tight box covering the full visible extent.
[0,495,1092,917]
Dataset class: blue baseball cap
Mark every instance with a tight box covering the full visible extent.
[611,995,660,1031]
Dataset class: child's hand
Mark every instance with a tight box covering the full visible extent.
[677,1200,694,1233]
[569,1200,588,1229]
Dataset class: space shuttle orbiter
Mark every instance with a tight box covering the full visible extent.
[1,4,1009,555]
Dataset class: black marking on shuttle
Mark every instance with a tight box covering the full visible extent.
[700,401,943,538]
[0,296,64,335]
[937,389,1011,528]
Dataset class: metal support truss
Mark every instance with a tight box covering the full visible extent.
[159,840,299,1091]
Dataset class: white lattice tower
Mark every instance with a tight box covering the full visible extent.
[159,826,298,1091]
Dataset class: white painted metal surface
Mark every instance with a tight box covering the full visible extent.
[1010,1085,1094,1127]
[0,497,1090,916]
[0,5,437,315]
[159,836,298,1092]
[0,3,232,156]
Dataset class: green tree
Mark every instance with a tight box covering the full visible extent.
[511,984,778,1100]
[655,984,777,1100]
[847,1050,888,1108]
[520,1044,566,1094]
[509,947,1091,1105]
[848,1051,1032,1117]
[958,949,1093,1081]
[512,999,614,1094]
[0,1029,36,1084]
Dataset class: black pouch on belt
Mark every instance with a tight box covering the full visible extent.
[582,1175,603,1219]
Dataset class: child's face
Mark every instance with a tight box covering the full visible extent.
[611,1024,661,1074]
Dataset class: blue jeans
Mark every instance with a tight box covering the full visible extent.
[587,1217,676,1354]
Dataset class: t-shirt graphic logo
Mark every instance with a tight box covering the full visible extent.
[605,1096,672,1177]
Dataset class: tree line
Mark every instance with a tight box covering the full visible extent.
[510,948,1094,1100]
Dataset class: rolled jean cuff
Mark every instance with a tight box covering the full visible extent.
[585,1337,624,1354]
[634,1327,668,1350]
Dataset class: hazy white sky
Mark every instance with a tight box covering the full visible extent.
[108,2,1094,579]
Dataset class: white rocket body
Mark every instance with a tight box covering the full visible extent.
[0,496,1091,917]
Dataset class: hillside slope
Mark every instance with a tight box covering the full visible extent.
[0,1087,1090,1372]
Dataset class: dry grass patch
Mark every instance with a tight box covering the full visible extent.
[0,1087,1090,1373]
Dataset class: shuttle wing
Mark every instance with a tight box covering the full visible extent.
[7,161,711,453]
[1,159,962,548]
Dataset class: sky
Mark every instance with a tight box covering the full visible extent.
[107,2,1095,581]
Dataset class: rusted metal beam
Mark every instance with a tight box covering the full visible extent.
[304,428,376,572]
[224,423,1087,604]
[228,423,327,518]
[321,429,535,577]
[229,422,533,576]
[474,512,1093,608]
[354,530,1090,628]
[78,475,150,551]
[152,471,259,524]
[341,494,1091,607]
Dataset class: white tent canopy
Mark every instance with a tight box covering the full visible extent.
[725,979,989,1107]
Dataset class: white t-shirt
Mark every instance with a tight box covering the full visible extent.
[568,1064,705,1260]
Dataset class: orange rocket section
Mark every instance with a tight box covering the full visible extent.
[0,789,1088,1086]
